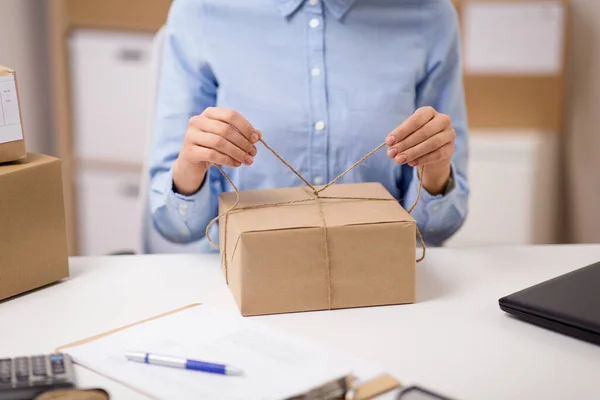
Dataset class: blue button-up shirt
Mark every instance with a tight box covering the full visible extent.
[147,0,469,253]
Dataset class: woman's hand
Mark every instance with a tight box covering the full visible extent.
[173,107,260,195]
[386,106,455,195]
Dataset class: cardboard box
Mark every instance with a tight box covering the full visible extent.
[0,153,69,301]
[0,66,26,163]
[66,0,172,32]
[218,182,416,316]
[451,0,569,130]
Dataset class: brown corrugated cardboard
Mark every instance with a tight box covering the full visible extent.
[464,75,564,130]
[0,66,26,163]
[218,182,416,316]
[0,153,69,301]
[66,0,172,32]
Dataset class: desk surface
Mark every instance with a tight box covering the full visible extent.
[1,245,600,400]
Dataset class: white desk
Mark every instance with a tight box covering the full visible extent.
[1,245,600,400]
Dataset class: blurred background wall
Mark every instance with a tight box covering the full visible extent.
[564,0,600,244]
[0,0,598,255]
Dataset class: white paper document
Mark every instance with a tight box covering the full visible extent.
[0,74,23,144]
[62,306,384,400]
[463,1,565,75]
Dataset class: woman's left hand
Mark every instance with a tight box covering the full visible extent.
[385,106,456,195]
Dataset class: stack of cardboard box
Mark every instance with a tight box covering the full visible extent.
[0,66,69,301]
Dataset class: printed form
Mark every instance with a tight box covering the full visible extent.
[62,305,384,400]
[0,74,23,145]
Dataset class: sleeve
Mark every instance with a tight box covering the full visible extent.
[147,0,220,244]
[400,0,470,246]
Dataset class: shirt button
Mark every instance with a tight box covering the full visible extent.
[314,176,323,185]
[309,18,320,29]
[315,121,325,131]
[432,204,441,211]
[309,0,318,5]
[311,67,321,78]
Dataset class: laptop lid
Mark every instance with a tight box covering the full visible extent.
[499,261,600,345]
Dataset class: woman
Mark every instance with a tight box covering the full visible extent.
[147,0,469,252]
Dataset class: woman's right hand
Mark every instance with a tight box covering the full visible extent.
[172,107,260,195]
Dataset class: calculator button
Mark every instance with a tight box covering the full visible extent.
[0,358,11,384]
[14,357,29,382]
[52,364,65,375]
[32,355,47,377]
[49,354,65,375]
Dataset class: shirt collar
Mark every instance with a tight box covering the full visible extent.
[275,0,357,20]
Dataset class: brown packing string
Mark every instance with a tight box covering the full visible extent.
[206,134,427,308]
[315,142,387,193]
[314,194,332,308]
[413,166,426,262]
[212,164,239,278]
[259,137,318,193]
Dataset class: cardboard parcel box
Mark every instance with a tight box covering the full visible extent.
[0,153,69,301]
[0,66,26,163]
[218,182,417,316]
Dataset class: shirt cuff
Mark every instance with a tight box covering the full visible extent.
[417,164,456,203]
[404,163,467,246]
[149,168,213,243]
[160,170,210,221]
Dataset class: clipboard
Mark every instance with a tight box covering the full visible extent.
[57,303,401,400]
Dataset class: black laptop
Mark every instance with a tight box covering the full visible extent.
[499,261,600,345]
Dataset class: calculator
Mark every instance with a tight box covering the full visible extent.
[0,354,76,400]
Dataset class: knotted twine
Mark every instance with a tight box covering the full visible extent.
[206,133,426,309]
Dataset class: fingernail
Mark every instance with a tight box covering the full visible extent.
[249,147,257,156]
[234,161,242,167]
[409,161,417,167]
[244,155,254,165]
[250,132,258,142]
[386,136,396,145]
[387,148,398,158]
[396,154,407,164]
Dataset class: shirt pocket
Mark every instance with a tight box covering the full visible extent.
[346,72,416,116]
[341,82,416,145]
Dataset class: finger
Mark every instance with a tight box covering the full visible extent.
[197,117,257,157]
[196,116,257,157]
[386,106,436,145]
[192,145,242,168]
[193,131,254,165]
[394,129,454,164]
[203,107,258,143]
[387,113,450,158]
[408,142,455,167]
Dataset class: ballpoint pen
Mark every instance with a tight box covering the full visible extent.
[125,351,244,376]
